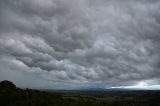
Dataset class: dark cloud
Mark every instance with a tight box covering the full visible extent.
[0,0,160,89]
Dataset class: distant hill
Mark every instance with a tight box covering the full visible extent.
[0,80,160,106]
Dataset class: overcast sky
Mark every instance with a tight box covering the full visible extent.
[0,0,160,89]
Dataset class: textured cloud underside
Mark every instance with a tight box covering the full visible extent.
[0,0,160,89]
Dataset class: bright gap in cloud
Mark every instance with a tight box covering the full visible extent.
[111,81,160,90]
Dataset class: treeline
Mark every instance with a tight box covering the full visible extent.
[0,80,160,106]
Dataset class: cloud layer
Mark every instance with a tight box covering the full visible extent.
[0,0,160,89]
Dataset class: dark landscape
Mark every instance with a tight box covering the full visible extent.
[1,80,160,106]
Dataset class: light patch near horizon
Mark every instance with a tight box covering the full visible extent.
[0,0,160,89]
[111,80,160,90]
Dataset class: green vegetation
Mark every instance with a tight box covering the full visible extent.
[0,80,160,106]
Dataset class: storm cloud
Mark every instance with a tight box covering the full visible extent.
[0,0,160,89]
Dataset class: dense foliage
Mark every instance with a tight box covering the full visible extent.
[0,80,160,106]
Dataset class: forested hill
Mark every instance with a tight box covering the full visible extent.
[0,80,160,106]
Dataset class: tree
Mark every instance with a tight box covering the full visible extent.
[0,80,16,89]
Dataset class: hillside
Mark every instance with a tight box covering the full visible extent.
[0,80,160,106]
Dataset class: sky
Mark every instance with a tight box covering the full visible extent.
[0,0,160,89]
